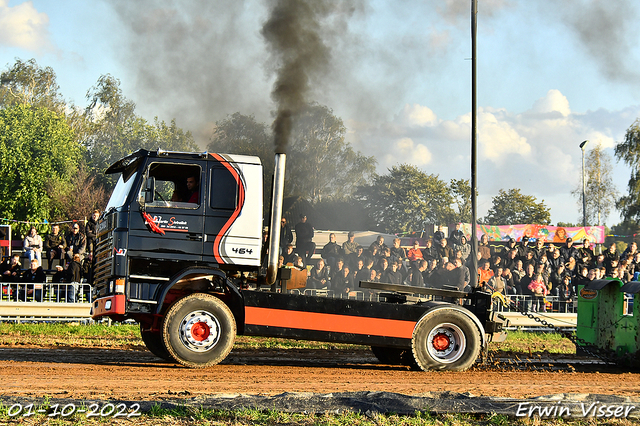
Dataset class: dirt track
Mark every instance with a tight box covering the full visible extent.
[0,346,639,401]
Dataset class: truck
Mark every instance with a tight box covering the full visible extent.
[91,149,507,371]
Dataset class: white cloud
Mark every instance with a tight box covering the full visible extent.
[530,89,571,117]
[0,0,53,52]
[384,137,432,166]
[396,103,438,127]
[345,90,637,224]
[478,108,531,163]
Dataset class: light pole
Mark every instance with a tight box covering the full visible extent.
[580,140,588,227]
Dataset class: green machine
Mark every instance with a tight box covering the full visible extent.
[576,278,640,362]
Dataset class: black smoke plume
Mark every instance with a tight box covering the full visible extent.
[261,0,332,153]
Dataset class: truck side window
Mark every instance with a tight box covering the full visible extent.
[210,167,238,210]
[140,163,201,209]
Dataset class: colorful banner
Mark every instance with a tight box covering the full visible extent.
[459,223,605,244]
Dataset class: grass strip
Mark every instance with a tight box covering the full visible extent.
[1,402,637,426]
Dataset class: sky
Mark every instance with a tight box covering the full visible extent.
[1,0,639,227]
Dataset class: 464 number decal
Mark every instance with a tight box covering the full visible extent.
[231,247,253,255]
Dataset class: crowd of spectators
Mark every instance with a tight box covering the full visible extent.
[280,218,633,312]
[0,210,100,302]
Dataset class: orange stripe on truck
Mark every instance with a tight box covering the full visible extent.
[245,306,415,339]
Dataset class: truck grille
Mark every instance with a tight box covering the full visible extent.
[94,232,114,296]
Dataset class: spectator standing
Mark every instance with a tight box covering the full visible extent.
[44,224,66,268]
[279,217,294,254]
[621,241,638,260]
[369,235,387,254]
[560,238,579,263]
[65,253,83,303]
[332,265,353,295]
[1,254,22,282]
[307,259,329,289]
[422,239,438,261]
[501,238,517,257]
[449,223,464,247]
[85,210,100,254]
[511,259,526,291]
[477,259,494,289]
[487,266,507,294]
[455,235,471,262]
[20,259,45,302]
[23,226,43,266]
[282,244,298,265]
[531,238,546,262]
[503,248,519,272]
[433,225,446,246]
[389,238,407,262]
[407,240,424,264]
[409,259,427,287]
[330,258,346,283]
[295,214,315,265]
[65,224,86,262]
[555,275,575,313]
[578,239,595,265]
[517,236,531,261]
[548,248,563,271]
[382,261,403,285]
[342,231,358,257]
[321,233,342,269]
[528,273,549,312]
[478,234,492,260]
[436,238,454,263]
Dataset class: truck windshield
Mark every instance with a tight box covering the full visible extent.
[105,172,138,210]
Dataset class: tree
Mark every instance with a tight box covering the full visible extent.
[0,104,80,224]
[483,189,551,225]
[0,58,66,114]
[47,163,109,222]
[449,178,472,223]
[571,143,618,225]
[615,118,640,221]
[208,113,274,218]
[608,220,640,247]
[83,75,197,178]
[208,106,377,204]
[286,103,377,203]
[356,164,456,233]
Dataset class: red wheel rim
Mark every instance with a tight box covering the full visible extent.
[432,332,450,351]
[191,322,211,341]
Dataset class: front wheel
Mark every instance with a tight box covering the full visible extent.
[411,309,481,372]
[162,293,236,368]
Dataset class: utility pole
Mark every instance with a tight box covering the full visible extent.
[580,140,588,227]
[470,0,478,287]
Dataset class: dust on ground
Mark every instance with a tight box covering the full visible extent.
[0,346,638,401]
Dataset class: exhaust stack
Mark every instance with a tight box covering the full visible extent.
[266,153,286,285]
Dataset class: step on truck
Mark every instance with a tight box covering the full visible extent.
[91,149,507,370]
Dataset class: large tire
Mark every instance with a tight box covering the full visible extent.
[162,293,236,368]
[371,346,412,366]
[140,326,174,361]
[411,309,482,372]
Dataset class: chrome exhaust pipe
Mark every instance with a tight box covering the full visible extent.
[266,153,286,285]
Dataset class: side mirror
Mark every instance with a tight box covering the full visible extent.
[144,176,155,203]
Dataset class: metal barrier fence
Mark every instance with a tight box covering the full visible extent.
[0,282,92,303]
[0,282,93,322]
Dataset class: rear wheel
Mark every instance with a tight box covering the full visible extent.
[140,325,173,361]
[412,309,481,372]
[162,293,236,368]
